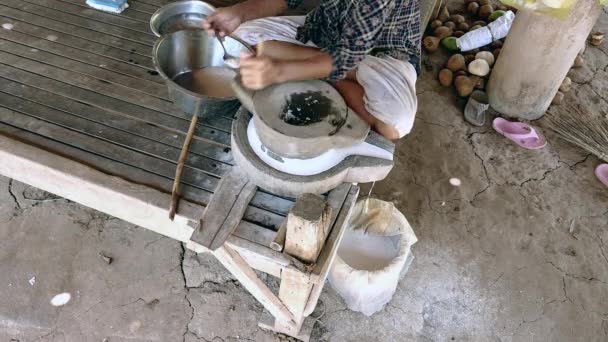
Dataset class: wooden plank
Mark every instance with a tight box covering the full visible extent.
[0,80,291,217]
[0,91,230,178]
[1,0,155,44]
[0,63,230,145]
[213,245,297,327]
[122,0,159,14]
[191,168,257,249]
[233,220,278,247]
[0,37,167,98]
[0,104,218,190]
[0,106,285,229]
[129,0,167,7]
[0,79,233,165]
[0,6,153,56]
[231,246,283,278]
[0,51,234,133]
[276,268,314,334]
[0,14,155,69]
[303,185,359,316]
[284,194,332,264]
[0,28,161,83]
[0,133,205,243]
[24,0,152,30]
[0,122,213,206]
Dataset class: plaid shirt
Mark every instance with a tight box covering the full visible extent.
[286,0,421,80]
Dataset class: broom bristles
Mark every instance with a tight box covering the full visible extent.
[546,102,608,162]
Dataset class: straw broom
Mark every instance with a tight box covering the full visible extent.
[546,102,608,163]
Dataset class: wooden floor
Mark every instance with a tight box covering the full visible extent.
[0,0,300,232]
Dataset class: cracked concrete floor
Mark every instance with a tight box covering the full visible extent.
[2,9,608,342]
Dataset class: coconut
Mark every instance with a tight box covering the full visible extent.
[453,31,465,38]
[469,25,482,31]
[490,40,503,49]
[464,54,476,65]
[447,54,466,72]
[455,76,475,97]
[572,55,584,68]
[474,76,485,90]
[423,36,440,52]
[434,26,453,40]
[473,20,487,27]
[455,70,468,77]
[442,37,459,51]
[451,15,465,24]
[559,77,572,93]
[468,59,490,76]
[552,91,564,105]
[479,0,490,5]
[431,20,443,29]
[489,10,505,21]
[439,69,453,87]
[475,51,495,66]
[444,21,456,30]
[437,5,450,22]
[458,22,470,31]
[467,2,479,15]
[492,48,501,59]
[479,4,494,19]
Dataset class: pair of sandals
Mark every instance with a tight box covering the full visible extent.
[465,94,608,188]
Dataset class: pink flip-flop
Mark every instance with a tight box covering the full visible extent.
[492,117,547,150]
[595,164,608,187]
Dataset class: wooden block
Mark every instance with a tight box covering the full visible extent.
[284,194,332,263]
[190,168,257,250]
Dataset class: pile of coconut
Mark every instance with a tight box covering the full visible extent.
[423,1,511,98]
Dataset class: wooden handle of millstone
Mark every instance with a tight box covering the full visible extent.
[270,220,287,251]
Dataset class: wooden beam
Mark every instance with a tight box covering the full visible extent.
[213,245,297,327]
[0,133,203,243]
[190,168,258,250]
[276,268,314,334]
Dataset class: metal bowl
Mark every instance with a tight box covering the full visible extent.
[150,0,215,37]
[153,29,253,117]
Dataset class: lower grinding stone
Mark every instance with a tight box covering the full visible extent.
[231,107,395,198]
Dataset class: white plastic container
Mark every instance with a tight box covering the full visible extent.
[328,198,417,316]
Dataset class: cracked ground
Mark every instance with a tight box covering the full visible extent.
[2,7,608,342]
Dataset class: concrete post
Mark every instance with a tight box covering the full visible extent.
[486,0,602,120]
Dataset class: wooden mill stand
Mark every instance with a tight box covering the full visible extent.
[0,0,361,339]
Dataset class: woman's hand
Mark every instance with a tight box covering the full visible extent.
[239,53,284,90]
[202,6,244,37]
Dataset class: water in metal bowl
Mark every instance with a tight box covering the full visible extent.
[153,29,253,117]
[150,0,215,37]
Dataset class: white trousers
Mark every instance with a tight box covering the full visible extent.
[234,16,418,138]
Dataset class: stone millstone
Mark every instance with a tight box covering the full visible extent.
[231,107,394,197]
[233,79,370,159]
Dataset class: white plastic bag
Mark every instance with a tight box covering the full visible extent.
[328,198,417,316]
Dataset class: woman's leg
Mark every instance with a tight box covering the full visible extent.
[334,79,401,140]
